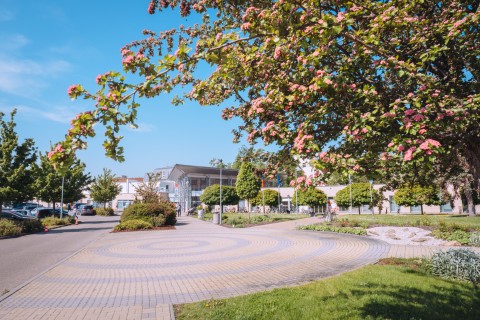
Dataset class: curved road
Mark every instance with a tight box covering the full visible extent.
[0,215,446,320]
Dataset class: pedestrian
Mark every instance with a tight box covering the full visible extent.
[176,203,181,217]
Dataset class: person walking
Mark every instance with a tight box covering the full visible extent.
[176,203,181,217]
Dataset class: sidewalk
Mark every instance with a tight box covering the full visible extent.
[0,215,463,320]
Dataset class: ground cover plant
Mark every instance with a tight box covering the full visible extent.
[95,208,114,216]
[174,258,480,320]
[298,214,480,245]
[199,213,308,227]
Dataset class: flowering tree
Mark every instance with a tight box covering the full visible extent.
[51,0,480,192]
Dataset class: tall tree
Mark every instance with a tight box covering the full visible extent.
[0,110,37,211]
[335,183,379,215]
[251,189,281,207]
[292,187,327,208]
[393,185,443,215]
[200,184,239,206]
[51,1,480,192]
[90,168,121,208]
[236,162,261,212]
[35,152,92,212]
[134,172,166,203]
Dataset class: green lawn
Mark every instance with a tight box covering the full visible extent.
[175,259,480,320]
[338,213,480,231]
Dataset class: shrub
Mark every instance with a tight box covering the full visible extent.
[41,216,74,227]
[114,219,153,231]
[429,249,480,286]
[0,219,22,236]
[225,216,247,226]
[432,229,471,245]
[96,208,114,216]
[298,223,367,236]
[20,219,43,233]
[469,232,480,247]
[121,200,176,226]
[250,215,272,223]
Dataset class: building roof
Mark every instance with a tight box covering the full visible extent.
[168,164,239,181]
[114,177,144,183]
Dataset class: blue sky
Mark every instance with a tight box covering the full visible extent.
[0,1,248,178]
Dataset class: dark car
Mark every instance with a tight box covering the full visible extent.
[1,210,36,221]
[78,205,95,216]
[31,208,60,219]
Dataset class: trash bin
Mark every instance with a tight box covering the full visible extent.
[212,213,220,224]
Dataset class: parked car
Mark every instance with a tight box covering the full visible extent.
[13,209,30,216]
[1,210,36,221]
[31,208,61,219]
[77,205,96,216]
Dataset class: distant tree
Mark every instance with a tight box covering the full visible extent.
[335,183,379,215]
[231,146,267,170]
[236,162,261,212]
[209,158,233,169]
[0,110,37,212]
[90,168,121,208]
[35,152,92,212]
[134,172,165,203]
[251,189,281,207]
[292,187,327,208]
[200,184,239,206]
[393,185,442,215]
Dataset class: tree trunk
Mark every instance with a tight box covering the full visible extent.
[464,187,476,216]
[420,204,424,215]
[358,206,361,214]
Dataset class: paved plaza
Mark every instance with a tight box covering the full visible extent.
[0,216,454,320]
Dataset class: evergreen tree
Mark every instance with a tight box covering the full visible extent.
[236,162,261,213]
[0,110,37,211]
[90,168,121,208]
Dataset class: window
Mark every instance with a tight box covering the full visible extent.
[440,202,453,213]
[389,196,401,213]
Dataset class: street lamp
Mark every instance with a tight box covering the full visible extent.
[369,179,374,215]
[60,176,64,219]
[214,159,223,224]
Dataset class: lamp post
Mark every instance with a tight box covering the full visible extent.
[348,173,352,213]
[369,179,374,215]
[214,159,223,224]
[295,170,298,213]
[60,176,64,219]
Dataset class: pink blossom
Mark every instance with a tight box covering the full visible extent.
[404,147,416,161]
[405,109,415,116]
[47,150,55,159]
[398,145,405,152]
[388,142,394,147]
[241,22,251,30]
[274,47,281,59]
[122,55,134,65]
[67,84,79,96]
[324,78,333,85]
[336,12,345,22]
[418,129,426,135]
[412,114,425,122]
[353,165,360,171]
[96,74,102,84]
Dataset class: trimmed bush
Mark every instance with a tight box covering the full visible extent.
[0,219,22,236]
[114,219,153,231]
[42,216,75,227]
[96,208,114,216]
[298,223,367,236]
[121,200,176,226]
[20,219,43,233]
[430,249,480,286]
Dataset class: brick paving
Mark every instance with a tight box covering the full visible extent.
[0,215,472,320]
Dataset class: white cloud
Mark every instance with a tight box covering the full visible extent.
[0,104,77,125]
[0,55,71,97]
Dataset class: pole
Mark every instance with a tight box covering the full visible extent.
[349,173,352,213]
[262,189,265,214]
[219,160,223,225]
[369,179,374,215]
[295,171,298,213]
[60,176,64,219]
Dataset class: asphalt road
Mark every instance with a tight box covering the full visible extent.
[0,214,120,296]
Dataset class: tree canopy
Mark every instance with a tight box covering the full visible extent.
[393,184,443,214]
[200,184,240,206]
[35,152,92,210]
[251,189,281,207]
[292,187,327,207]
[335,183,379,214]
[236,162,261,202]
[51,0,480,192]
[0,110,37,210]
[90,168,122,208]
